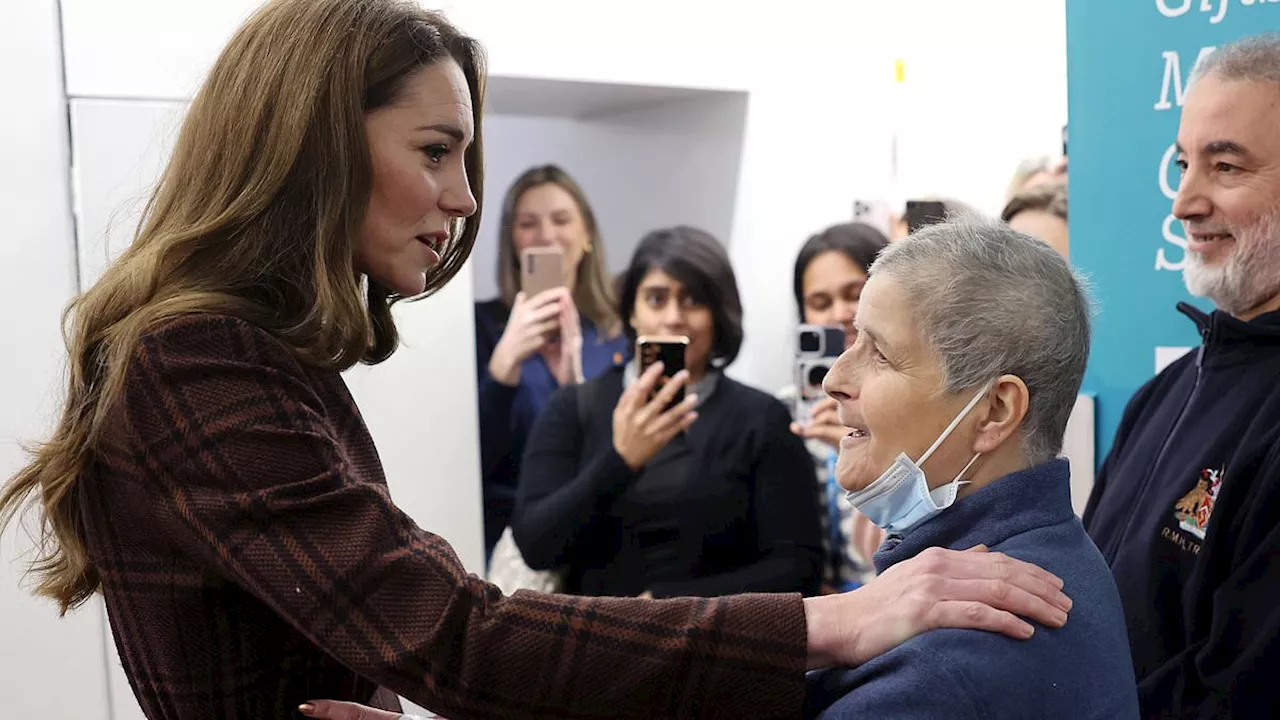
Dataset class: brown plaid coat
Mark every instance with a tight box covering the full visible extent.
[79,314,807,719]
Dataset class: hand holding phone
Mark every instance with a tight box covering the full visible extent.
[487,287,571,386]
[613,341,698,470]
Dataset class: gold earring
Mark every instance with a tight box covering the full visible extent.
[583,241,594,254]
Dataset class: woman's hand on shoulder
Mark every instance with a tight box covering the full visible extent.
[803,544,1072,669]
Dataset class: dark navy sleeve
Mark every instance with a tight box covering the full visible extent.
[511,381,637,570]
[474,302,519,480]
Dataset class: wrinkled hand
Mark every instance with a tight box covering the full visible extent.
[300,700,438,720]
[803,544,1072,669]
[612,362,698,470]
[790,397,846,450]
[488,288,571,386]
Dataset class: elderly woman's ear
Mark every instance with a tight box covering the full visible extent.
[972,374,1030,455]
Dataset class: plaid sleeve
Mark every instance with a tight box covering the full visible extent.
[122,315,807,720]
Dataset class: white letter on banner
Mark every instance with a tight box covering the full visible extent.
[1154,47,1217,110]
[1157,0,1193,18]
[1159,143,1181,200]
[1156,215,1188,271]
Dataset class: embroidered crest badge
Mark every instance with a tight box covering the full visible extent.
[1173,468,1223,541]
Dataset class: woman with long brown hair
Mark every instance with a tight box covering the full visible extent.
[0,0,1075,718]
[475,165,626,560]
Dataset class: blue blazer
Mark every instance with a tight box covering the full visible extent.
[805,459,1139,720]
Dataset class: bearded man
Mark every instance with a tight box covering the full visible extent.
[1084,33,1280,719]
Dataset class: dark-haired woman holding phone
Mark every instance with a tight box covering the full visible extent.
[512,226,825,599]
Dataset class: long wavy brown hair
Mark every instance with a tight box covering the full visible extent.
[496,165,620,335]
[0,0,486,614]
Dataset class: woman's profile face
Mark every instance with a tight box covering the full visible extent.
[801,250,867,350]
[358,57,478,297]
[511,183,591,288]
[823,274,981,493]
[630,268,715,374]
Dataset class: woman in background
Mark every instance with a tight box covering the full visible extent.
[1002,179,1069,259]
[513,226,824,598]
[784,223,890,592]
[475,165,626,560]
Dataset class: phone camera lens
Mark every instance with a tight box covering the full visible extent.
[799,331,820,353]
[807,365,828,386]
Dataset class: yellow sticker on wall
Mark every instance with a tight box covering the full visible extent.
[894,58,906,84]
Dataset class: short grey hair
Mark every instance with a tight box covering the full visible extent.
[1193,32,1280,85]
[871,215,1091,464]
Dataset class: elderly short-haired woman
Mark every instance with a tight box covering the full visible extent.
[805,217,1138,719]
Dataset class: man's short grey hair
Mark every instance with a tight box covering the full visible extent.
[1192,32,1280,86]
[871,215,1091,464]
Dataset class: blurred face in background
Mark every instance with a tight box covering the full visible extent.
[1008,210,1070,259]
[512,182,591,288]
[1174,73,1280,319]
[801,250,867,350]
[630,268,715,376]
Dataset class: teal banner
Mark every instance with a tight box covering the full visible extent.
[1066,0,1280,461]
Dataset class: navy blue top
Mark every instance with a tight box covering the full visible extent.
[473,298,628,560]
[806,459,1138,720]
[1085,303,1280,719]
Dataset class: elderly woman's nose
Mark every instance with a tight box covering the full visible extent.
[823,348,858,400]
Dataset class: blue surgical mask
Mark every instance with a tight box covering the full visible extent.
[844,383,992,536]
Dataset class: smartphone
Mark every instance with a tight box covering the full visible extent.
[796,324,845,358]
[520,246,565,298]
[636,335,689,410]
[905,200,948,234]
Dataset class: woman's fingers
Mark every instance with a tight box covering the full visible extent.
[909,547,1070,615]
[644,370,690,416]
[618,362,665,415]
[924,601,1035,640]
[299,700,401,720]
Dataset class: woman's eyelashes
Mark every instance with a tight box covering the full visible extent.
[421,144,450,164]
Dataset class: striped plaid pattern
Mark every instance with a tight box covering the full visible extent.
[79,314,807,719]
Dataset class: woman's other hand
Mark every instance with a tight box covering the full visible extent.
[487,288,571,386]
[299,700,435,720]
[542,290,584,386]
[802,544,1072,669]
[612,361,698,470]
[790,397,846,450]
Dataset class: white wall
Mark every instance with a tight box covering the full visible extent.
[473,92,747,300]
[0,1,114,718]
[886,0,1070,215]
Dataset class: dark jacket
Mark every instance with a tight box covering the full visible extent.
[806,459,1138,720]
[473,298,627,559]
[1085,302,1280,719]
[80,314,808,719]
[512,366,824,598]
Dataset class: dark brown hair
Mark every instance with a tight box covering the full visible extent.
[617,226,743,367]
[496,165,619,335]
[792,222,889,319]
[0,0,486,613]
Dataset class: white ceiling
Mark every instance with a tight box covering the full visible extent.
[485,74,740,119]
